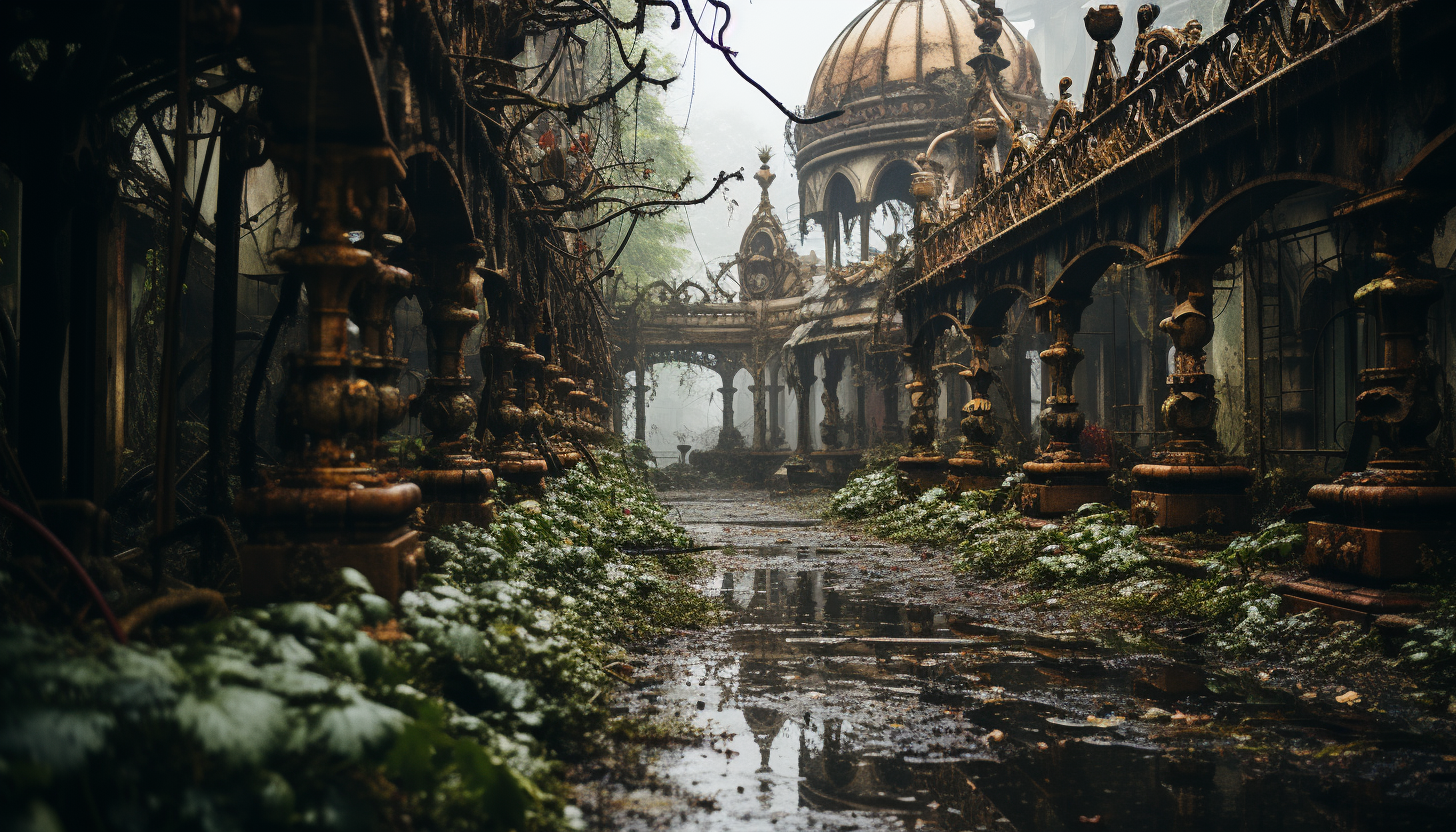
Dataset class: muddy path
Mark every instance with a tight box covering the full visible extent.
[578,489,1456,831]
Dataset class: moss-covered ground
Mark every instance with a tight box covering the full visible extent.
[827,465,1456,717]
[0,447,715,832]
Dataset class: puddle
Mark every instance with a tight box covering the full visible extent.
[607,565,1456,831]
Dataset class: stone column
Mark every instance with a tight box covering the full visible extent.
[1021,296,1113,516]
[716,364,744,450]
[879,355,904,443]
[633,360,648,443]
[897,340,947,491]
[791,348,816,456]
[413,245,496,529]
[483,335,549,491]
[750,363,768,451]
[1306,190,1456,583]
[783,350,819,484]
[768,365,785,449]
[854,362,869,449]
[860,205,872,261]
[947,326,1005,494]
[1131,254,1251,530]
[234,145,421,602]
[819,352,844,451]
[350,260,413,464]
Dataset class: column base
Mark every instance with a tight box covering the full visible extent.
[1305,471,1456,582]
[1304,521,1439,583]
[490,449,550,492]
[810,450,865,488]
[236,473,422,602]
[745,451,793,483]
[946,453,1002,496]
[1129,491,1250,531]
[897,455,948,493]
[240,528,423,604]
[1129,463,1253,531]
[1274,574,1429,624]
[413,458,496,532]
[1021,460,1113,517]
[785,458,822,487]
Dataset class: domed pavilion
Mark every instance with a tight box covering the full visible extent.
[795,0,1049,266]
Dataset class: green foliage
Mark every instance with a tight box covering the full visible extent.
[828,467,905,520]
[958,503,1156,588]
[829,467,1007,546]
[866,487,1002,545]
[1,451,708,831]
[1400,596,1456,686]
[594,9,697,288]
[1210,521,1305,577]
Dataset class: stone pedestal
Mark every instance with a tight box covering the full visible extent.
[415,461,496,531]
[1130,464,1252,531]
[1275,574,1430,624]
[897,454,949,492]
[809,449,864,488]
[1304,189,1455,583]
[785,456,820,487]
[234,144,422,602]
[1131,255,1252,531]
[946,457,1003,495]
[1022,461,1114,516]
[1022,296,1113,516]
[1305,476,1456,581]
[238,471,421,602]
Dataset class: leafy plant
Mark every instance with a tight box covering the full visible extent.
[1,450,710,831]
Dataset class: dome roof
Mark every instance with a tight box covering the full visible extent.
[806,0,1042,115]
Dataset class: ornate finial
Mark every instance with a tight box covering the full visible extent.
[1059,77,1073,100]
[1137,4,1160,35]
[1084,4,1124,42]
[974,1,1005,54]
[753,147,776,204]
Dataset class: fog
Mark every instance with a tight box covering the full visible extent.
[632,1,1225,460]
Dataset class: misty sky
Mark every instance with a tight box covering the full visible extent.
[653,1,854,275]
[630,0,1189,456]
[643,0,1210,279]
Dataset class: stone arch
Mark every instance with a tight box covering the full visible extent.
[1047,241,1148,299]
[910,311,964,352]
[1177,173,1364,257]
[868,158,918,210]
[967,284,1034,329]
[398,147,475,247]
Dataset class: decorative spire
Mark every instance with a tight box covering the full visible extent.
[753,146,776,207]
[975,1,1005,56]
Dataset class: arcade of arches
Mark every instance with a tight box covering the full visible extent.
[620,0,1456,622]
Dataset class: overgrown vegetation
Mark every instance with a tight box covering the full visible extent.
[0,451,711,831]
[826,467,1456,702]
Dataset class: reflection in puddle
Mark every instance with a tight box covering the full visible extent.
[615,566,1455,831]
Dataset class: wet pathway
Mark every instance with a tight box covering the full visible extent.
[585,490,1456,832]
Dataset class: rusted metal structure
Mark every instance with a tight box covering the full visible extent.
[894,0,1456,612]
[615,152,810,478]
[0,1,644,609]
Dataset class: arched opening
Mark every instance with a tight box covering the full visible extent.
[822,173,859,268]
[865,160,918,258]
